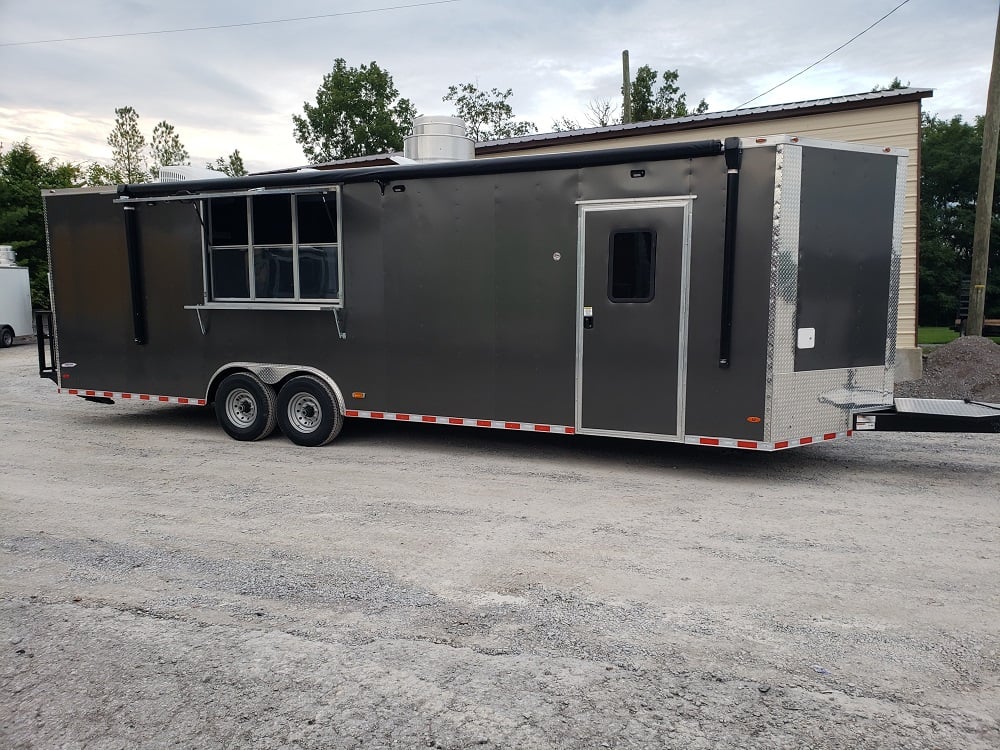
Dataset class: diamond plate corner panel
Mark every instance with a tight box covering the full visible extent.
[762,145,785,437]
[764,146,902,442]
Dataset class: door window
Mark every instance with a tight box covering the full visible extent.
[608,230,656,302]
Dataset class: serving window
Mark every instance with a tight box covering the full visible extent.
[206,188,341,305]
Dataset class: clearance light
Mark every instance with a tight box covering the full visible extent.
[352,391,366,399]
[746,416,762,423]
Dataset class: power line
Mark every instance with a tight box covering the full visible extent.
[0,0,463,47]
[737,0,913,109]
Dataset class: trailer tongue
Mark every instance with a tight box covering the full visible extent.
[855,398,1000,433]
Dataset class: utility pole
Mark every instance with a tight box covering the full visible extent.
[968,5,1000,336]
[622,50,632,124]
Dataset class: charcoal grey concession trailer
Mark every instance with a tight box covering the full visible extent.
[41,135,921,449]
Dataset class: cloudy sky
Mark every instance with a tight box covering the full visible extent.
[0,0,995,173]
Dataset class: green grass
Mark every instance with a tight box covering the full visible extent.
[918,326,1000,345]
[918,326,960,345]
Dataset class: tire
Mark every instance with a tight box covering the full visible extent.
[214,372,277,441]
[0,327,13,348]
[276,375,343,447]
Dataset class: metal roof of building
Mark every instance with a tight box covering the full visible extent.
[476,87,933,154]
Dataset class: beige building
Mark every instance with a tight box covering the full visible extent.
[476,88,932,381]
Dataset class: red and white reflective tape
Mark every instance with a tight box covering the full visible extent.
[684,430,852,451]
[347,409,848,448]
[55,389,848,449]
[60,388,206,406]
[345,409,575,435]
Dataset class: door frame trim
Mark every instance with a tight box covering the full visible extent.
[574,196,695,441]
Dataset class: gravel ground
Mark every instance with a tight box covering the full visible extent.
[896,336,1000,402]
[1,343,998,749]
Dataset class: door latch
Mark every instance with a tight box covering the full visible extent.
[583,306,594,330]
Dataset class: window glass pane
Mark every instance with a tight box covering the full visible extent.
[297,193,338,244]
[209,197,248,246]
[253,247,294,298]
[608,230,655,302]
[298,245,340,299]
[211,247,249,298]
[252,194,292,245]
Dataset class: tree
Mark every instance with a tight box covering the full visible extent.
[871,77,909,93]
[0,142,79,307]
[585,98,619,127]
[107,106,147,183]
[207,150,247,177]
[919,113,1000,324]
[628,65,707,122]
[83,162,117,186]
[93,107,190,183]
[552,116,580,132]
[149,120,190,179]
[553,98,621,133]
[293,59,416,162]
[443,83,536,141]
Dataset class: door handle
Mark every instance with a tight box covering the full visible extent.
[583,306,594,330]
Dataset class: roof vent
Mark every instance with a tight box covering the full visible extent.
[158,165,228,182]
[403,116,475,162]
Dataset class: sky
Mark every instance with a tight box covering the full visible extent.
[0,0,996,174]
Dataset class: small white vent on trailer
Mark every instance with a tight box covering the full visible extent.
[158,165,228,182]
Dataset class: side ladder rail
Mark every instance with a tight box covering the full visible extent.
[36,311,57,383]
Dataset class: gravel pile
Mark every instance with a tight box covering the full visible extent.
[896,336,1000,402]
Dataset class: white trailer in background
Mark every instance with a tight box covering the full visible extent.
[0,245,33,347]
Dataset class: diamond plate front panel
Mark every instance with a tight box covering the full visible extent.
[763,144,903,443]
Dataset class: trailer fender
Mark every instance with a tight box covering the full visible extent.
[206,363,347,415]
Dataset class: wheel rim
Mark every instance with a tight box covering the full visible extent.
[287,392,322,433]
[224,388,257,427]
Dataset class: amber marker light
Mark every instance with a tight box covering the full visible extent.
[746,416,762,423]
[352,392,366,399]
